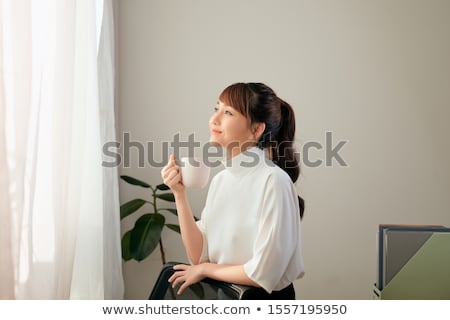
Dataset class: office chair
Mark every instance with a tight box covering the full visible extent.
[149,261,271,300]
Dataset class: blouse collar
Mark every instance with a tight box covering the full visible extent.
[223,146,267,175]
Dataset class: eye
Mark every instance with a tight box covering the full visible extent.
[225,110,233,116]
[213,107,218,112]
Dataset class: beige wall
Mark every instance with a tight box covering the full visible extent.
[117,0,450,299]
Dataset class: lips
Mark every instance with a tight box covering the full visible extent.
[211,129,222,134]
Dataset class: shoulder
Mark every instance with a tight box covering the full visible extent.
[205,168,228,192]
[259,159,293,187]
[257,162,299,209]
[209,168,227,184]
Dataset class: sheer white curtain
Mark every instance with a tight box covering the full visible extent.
[0,0,124,299]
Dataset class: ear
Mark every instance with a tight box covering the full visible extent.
[252,122,266,142]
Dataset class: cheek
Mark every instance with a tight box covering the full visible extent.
[228,128,251,144]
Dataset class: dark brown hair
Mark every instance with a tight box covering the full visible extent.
[219,82,305,218]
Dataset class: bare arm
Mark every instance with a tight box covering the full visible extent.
[173,191,204,264]
[169,263,260,295]
[161,155,203,264]
[202,263,259,286]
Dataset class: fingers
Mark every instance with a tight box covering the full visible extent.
[161,154,177,177]
[177,282,189,295]
[168,265,187,283]
[172,273,185,289]
[173,264,187,271]
[161,154,182,187]
[168,265,191,295]
[166,169,179,183]
[168,270,186,292]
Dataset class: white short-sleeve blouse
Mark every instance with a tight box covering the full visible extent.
[196,147,305,293]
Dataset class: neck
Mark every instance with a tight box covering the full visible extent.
[226,143,257,159]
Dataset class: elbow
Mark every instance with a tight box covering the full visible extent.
[186,250,202,265]
[189,258,201,265]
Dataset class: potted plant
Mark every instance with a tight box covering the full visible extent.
[119,175,183,264]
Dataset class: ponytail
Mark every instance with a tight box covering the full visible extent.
[271,100,299,182]
[271,99,305,219]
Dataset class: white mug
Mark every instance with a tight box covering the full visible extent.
[179,157,210,188]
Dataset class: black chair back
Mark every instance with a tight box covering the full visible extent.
[149,261,270,300]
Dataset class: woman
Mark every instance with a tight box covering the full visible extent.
[161,82,305,299]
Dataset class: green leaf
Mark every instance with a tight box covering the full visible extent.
[156,183,170,191]
[120,199,147,220]
[130,213,165,262]
[165,223,180,234]
[120,175,151,188]
[121,230,133,261]
[156,193,175,202]
[160,208,178,216]
[189,283,205,299]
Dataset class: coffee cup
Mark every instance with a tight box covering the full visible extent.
[179,157,210,188]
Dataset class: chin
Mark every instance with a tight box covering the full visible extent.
[209,139,223,148]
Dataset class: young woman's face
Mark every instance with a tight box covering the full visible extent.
[209,100,256,157]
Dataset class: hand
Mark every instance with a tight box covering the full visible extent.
[161,154,185,193]
[168,264,206,295]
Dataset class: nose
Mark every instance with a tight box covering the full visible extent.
[209,111,220,126]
